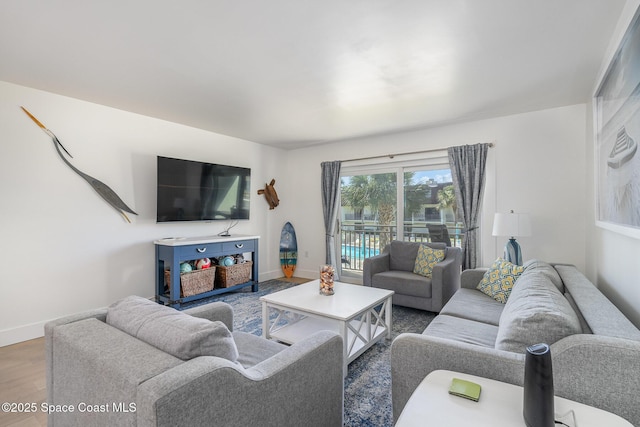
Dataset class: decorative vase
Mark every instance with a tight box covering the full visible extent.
[523,343,554,427]
[319,265,335,295]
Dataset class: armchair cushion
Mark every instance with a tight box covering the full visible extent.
[370,270,432,298]
[389,240,446,271]
[413,244,445,278]
[232,331,287,368]
[106,295,239,362]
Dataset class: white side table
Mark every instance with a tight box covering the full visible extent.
[396,370,633,427]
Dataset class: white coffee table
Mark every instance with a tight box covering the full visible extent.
[396,370,634,427]
[260,280,394,375]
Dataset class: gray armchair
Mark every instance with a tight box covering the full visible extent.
[363,240,462,312]
[45,297,344,427]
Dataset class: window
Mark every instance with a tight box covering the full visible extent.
[339,158,461,277]
[340,171,397,272]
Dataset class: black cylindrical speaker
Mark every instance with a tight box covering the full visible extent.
[523,343,554,427]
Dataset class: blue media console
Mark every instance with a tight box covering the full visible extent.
[155,234,260,308]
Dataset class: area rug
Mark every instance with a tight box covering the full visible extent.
[184,279,435,426]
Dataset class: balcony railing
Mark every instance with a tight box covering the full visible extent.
[340,222,464,272]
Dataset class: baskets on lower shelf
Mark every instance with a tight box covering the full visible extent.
[216,261,253,288]
[164,267,216,297]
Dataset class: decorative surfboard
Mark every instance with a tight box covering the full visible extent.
[279,222,298,278]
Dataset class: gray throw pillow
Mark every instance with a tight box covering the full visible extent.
[495,272,581,353]
[106,295,238,362]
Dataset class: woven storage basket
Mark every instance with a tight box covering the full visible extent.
[164,267,216,297]
[216,261,252,288]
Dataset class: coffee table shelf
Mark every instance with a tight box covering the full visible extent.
[260,280,393,376]
[268,315,388,361]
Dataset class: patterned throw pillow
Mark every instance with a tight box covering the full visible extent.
[413,245,446,278]
[477,258,524,303]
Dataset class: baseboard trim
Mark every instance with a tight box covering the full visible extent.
[0,321,46,347]
[259,269,286,281]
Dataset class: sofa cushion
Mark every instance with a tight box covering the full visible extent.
[233,331,287,368]
[107,295,239,362]
[495,272,582,353]
[413,244,445,278]
[372,270,432,298]
[424,314,498,348]
[439,288,505,326]
[477,258,524,303]
[523,259,564,292]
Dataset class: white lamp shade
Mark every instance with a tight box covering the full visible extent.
[492,212,531,237]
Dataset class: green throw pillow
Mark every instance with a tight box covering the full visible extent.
[477,257,524,303]
[413,245,445,278]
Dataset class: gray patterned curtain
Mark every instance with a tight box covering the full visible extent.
[321,161,342,278]
[448,143,489,269]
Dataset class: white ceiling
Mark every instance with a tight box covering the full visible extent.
[0,1,627,149]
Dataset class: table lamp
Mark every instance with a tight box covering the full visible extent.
[492,210,531,265]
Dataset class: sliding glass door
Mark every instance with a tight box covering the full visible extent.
[339,164,460,279]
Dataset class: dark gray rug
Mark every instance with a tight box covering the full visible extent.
[183,279,435,427]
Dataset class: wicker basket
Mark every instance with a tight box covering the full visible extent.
[164,267,216,297]
[216,261,253,288]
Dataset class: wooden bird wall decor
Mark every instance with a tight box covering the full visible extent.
[21,107,138,223]
[258,178,279,209]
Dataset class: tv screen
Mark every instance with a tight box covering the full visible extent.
[157,156,251,222]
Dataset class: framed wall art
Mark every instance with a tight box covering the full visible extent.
[594,5,640,238]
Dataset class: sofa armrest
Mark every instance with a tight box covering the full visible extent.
[47,317,183,427]
[390,333,525,422]
[363,253,390,286]
[430,247,462,311]
[44,308,109,413]
[137,330,344,427]
[182,301,234,331]
[550,334,640,426]
[460,268,487,289]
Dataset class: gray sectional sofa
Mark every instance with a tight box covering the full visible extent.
[45,297,344,427]
[391,260,640,426]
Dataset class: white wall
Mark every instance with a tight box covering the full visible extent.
[585,0,640,327]
[0,81,285,346]
[286,104,588,281]
[5,28,639,345]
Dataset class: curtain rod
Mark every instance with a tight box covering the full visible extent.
[340,142,494,163]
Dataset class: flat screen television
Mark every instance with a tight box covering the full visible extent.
[157,156,251,222]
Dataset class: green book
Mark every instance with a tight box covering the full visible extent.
[448,378,482,402]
